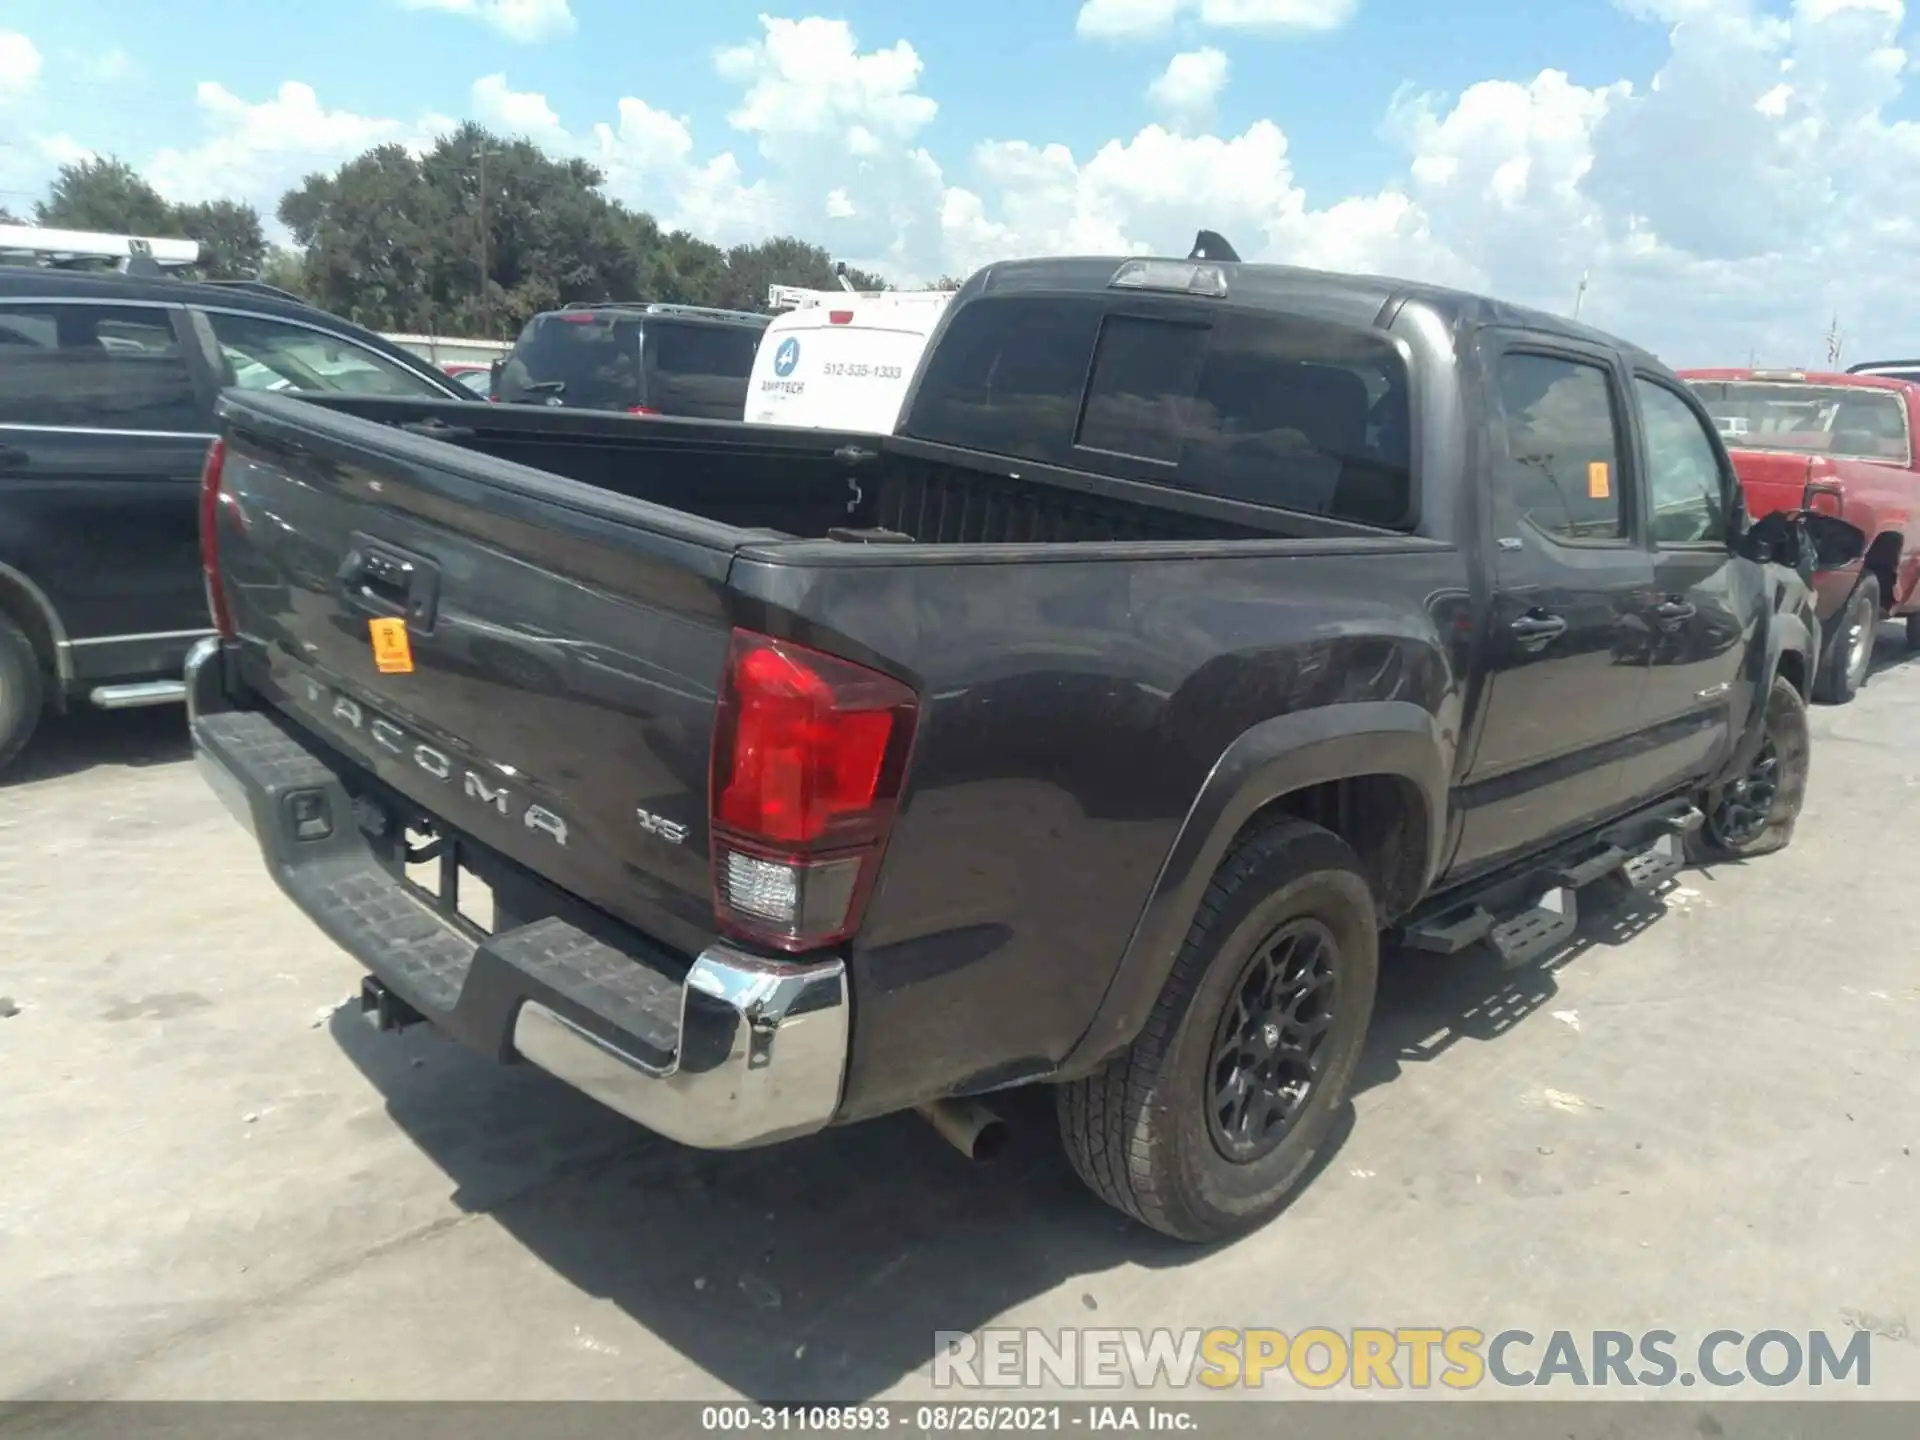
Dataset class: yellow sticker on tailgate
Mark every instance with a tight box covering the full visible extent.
[368,617,414,674]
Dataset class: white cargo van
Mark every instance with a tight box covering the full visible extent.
[743,289,954,434]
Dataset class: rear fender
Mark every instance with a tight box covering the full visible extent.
[1056,700,1448,1076]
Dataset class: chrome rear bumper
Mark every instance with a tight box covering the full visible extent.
[513,949,848,1150]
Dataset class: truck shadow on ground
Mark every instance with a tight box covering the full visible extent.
[0,706,190,787]
[1354,876,1669,1098]
[329,871,1681,1402]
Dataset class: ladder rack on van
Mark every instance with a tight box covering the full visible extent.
[0,224,201,273]
[765,284,957,312]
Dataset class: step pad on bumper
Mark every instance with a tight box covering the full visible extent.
[193,706,847,1148]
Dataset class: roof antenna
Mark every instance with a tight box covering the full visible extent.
[1189,229,1239,263]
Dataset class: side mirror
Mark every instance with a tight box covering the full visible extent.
[1737,508,1866,574]
[1802,511,1867,569]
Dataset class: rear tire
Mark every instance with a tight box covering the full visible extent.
[1813,573,1879,705]
[0,615,44,775]
[1906,611,1920,651]
[1056,820,1378,1243]
[1689,674,1809,862]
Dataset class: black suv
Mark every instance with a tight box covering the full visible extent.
[0,264,468,773]
[492,302,769,419]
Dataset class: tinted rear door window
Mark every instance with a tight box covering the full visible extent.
[0,303,202,431]
[648,323,759,380]
[1184,312,1410,526]
[1493,353,1624,542]
[644,322,762,416]
[498,314,642,410]
[902,296,1413,528]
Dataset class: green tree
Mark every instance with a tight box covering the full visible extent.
[284,123,654,337]
[174,199,267,279]
[30,157,267,278]
[650,229,727,305]
[281,142,451,332]
[706,236,887,310]
[35,157,175,235]
[258,246,307,297]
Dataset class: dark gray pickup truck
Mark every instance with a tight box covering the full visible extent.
[187,253,1858,1241]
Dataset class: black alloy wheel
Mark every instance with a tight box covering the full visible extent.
[1207,918,1340,1163]
[1710,737,1779,850]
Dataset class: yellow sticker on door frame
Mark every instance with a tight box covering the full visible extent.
[368,616,414,674]
[1587,461,1611,500]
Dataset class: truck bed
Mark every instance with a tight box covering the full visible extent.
[271,394,1366,546]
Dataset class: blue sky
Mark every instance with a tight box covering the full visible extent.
[4,0,1675,208]
[3,0,1919,364]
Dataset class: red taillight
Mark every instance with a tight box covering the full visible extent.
[199,437,235,639]
[559,311,598,323]
[828,310,854,325]
[626,405,658,416]
[709,630,918,952]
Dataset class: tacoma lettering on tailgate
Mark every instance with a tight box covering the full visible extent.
[293,675,570,847]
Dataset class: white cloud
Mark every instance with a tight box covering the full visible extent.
[11,2,1920,363]
[397,0,575,43]
[949,0,1920,362]
[1077,0,1356,38]
[1148,47,1230,125]
[1196,0,1360,27]
[0,31,41,97]
[717,17,937,146]
[143,81,454,221]
[1077,0,1185,37]
[471,72,569,148]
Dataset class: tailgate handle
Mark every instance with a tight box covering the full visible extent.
[337,538,440,629]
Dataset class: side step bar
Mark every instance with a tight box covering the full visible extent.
[90,680,187,709]
[1486,886,1578,969]
[1620,832,1687,892]
[1403,808,1701,969]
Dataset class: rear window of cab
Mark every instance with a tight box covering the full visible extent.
[900,295,1414,531]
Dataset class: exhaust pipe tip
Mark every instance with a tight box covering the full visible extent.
[917,1098,1009,1163]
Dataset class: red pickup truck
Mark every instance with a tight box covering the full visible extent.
[1681,368,1920,703]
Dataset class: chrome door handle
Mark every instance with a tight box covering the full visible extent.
[1509,613,1568,644]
